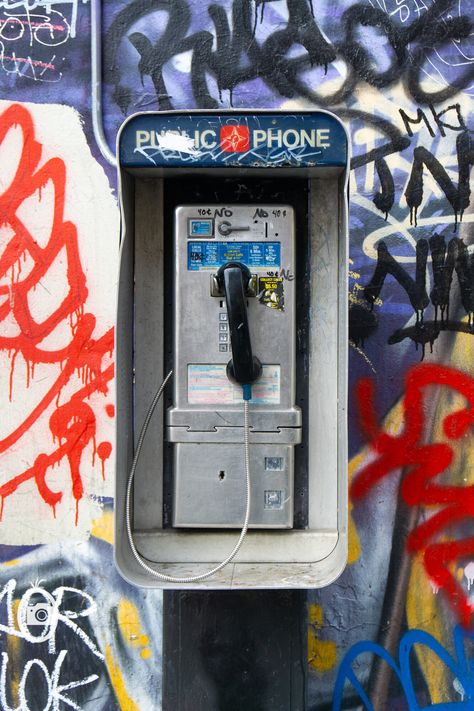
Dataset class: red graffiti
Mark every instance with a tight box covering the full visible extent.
[97,441,112,481]
[0,103,113,524]
[352,364,474,627]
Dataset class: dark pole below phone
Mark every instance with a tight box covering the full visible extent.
[162,590,307,711]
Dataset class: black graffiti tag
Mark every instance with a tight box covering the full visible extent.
[105,0,474,113]
[360,234,474,357]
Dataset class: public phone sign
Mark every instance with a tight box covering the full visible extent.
[118,111,348,169]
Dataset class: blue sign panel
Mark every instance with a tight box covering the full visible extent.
[188,241,281,270]
[119,111,347,169]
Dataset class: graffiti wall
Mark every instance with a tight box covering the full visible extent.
[0,0,473,708]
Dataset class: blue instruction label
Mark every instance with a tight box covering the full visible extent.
[188,241,280,270]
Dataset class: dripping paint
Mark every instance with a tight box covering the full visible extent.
[0,100,118,543]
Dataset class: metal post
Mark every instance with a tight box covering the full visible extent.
[163,590,308,711]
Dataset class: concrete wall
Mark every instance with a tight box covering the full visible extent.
[0,0,473,708]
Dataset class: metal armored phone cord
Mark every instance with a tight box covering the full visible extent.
[125,372,252,583]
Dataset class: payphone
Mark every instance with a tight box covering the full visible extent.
[171,204,299,529]
[115,110,349,589]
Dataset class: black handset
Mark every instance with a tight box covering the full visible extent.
[216,261,262,386]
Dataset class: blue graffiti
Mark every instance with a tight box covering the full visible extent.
[333,626,474,710]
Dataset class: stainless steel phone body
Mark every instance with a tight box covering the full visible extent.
[167,205,301,528]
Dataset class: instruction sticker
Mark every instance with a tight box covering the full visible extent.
[188,242,280,270]
[258,276,284,311]
[188,364,280,405]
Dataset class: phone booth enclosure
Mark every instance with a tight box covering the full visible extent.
[115,110,349,589]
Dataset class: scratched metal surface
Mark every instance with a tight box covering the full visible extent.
[0,0,473,709]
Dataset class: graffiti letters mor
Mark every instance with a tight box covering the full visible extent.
[0,576,103,710]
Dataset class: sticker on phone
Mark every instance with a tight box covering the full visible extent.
[258,276,284,311]
[188,364,280,404]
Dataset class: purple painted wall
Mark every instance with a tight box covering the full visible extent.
[0,0,473,708]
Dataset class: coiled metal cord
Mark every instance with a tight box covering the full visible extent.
[125,371,252,583]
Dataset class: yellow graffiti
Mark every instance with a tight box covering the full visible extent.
[140,647,152,660]
[348,452,364,564]
[406,328,474,704]
[407,554,451,704]
[308,604,337,673]
[349,340,377,374]
[104,644,140,711]
[347,396,407,566]
[348,256,382,374]
[7,599,21,706]
[117,598,153,660]
[91,510,114,545]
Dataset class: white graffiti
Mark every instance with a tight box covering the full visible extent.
[0,10,70,47]
[375,0,474,96]
[135,142,323,167]
[0,579,104,659]
[0,0,87,39]
[0,578,103,711]
[0,0,89,82]
[463,561,474,591]
[346,90,474,267]
[0,42,60,81]
[453,676,466,702]
[0,650,98,711]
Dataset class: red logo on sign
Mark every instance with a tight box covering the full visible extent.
[220,125,250,152]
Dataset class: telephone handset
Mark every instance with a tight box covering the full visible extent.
[216,261,262,386]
